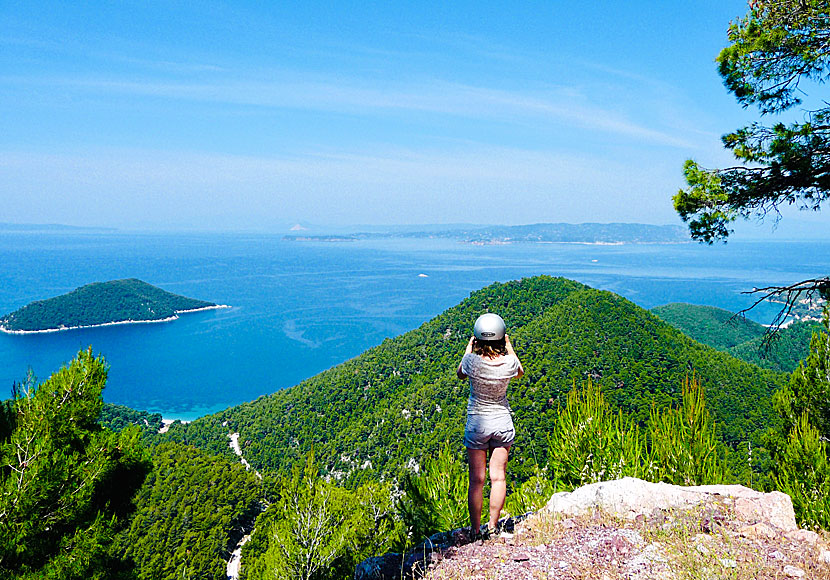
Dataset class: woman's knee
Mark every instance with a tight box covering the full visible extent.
[489,468,506,485]
[469,469,487,487]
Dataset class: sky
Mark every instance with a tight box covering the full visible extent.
[1,1,828,234]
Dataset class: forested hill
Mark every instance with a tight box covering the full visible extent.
[650,303,766,350]
[0,278,218,332]
[164,276,785,485]
[652,302,821,372]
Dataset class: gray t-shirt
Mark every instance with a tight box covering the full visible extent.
[461,352,521,416]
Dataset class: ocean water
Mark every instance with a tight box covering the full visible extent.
[0,232,826,419]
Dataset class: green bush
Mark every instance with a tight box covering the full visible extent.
[546,379,644,487]
[646,375,727,485]
[504,475,556,517]
[397,445,469,546]
[773,413,830,529]
[243,453,401,580]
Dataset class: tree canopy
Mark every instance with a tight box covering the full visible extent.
[674,0,830,248]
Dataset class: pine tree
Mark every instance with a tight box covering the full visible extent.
[0,349,150,579]
[772,308,830,528]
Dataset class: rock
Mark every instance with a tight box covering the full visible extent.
[720,558,737,568]
[731,493,797,531]
[544,477,797,532]
[354,553,402,580]
[783,565,805,578]
[820,550,830,564]
[738,522,779,539]
[512,551,530,562]
[784,529,820,545]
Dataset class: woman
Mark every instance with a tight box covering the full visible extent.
[456,313,524,540]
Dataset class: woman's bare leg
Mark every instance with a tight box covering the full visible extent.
[467,448,487,536]
[488,446,510,530]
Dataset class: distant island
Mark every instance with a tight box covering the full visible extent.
[284,222,691,244]
[0,278,228,334]
[0,221,116,233]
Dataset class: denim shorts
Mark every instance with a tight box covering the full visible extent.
[463,413,515,450]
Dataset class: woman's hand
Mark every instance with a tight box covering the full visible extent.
[505,335,524,378]
[465,335,475,354]
[457,336,474,379]
[504,335,515,354]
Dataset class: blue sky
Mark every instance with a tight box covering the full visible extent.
[1,1,828,234]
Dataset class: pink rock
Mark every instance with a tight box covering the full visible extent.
[785,529,820,545]
[544,478,798,532]
[738,522,779,539]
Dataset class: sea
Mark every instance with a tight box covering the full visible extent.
[0,231,826,420]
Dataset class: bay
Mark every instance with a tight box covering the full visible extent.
[0,231,826,420]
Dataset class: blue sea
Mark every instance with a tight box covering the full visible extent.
[0,232,826,420]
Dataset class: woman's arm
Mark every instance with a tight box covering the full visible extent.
[505,335,524,379]
[456,336,474,379]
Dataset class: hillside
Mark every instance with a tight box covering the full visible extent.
[652,302,820,372]
[164,276,785,485]
[650,303,766,350]
[728,319,824,373]
[0,278,220,332]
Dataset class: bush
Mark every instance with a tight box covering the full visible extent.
[546,379,644,487]
[646,375,727,485]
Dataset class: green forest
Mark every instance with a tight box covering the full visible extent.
[2,275,828,580]
[652,302,822,372]
[0,278,216,332]
[164,277,785,484]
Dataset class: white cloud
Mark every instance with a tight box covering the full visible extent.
[2,73,696,148]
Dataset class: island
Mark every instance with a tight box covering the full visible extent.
[0,278,228,334]
[284,222,692,244]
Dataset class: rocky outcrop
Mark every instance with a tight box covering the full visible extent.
[356,478,829,580]
[545,477,797,531]
[354,517,527,580]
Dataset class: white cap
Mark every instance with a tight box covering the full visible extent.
[473,313,506,341]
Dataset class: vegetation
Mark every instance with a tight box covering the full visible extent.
[0,278,216,332]
[652,302,820,372]
[241,453,401,580]
[769,309,830,528]
[674,0,830,244]
[398,446,471,542]
[545,376,725,489]
[162,277,784,489]
[6,276,829,580]
[0,350,150,579]
[651,303,765,350]
[100,403,164,435]
[729,319,823,373]
[673,0,829,317]
[112,441,266,580]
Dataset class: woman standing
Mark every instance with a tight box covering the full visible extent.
[456,313,524,540]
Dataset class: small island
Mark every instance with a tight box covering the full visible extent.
[0,278,228,334]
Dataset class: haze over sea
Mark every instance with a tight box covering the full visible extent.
[0,231,826,420]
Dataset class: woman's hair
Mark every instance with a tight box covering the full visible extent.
[472,337,507,358]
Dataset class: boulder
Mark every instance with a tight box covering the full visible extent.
[544,477,797,531]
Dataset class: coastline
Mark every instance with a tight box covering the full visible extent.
[0,304,231,335]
